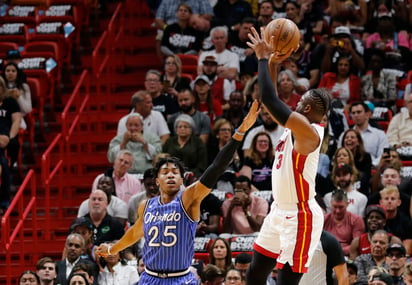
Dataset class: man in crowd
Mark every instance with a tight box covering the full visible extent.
[349,204,402,260]
[347,101,389,166]
[78,175,128,227]
[108,113,162,174]
[36,257,57,285]
[323,189,365,255]
[227,17,258,75]
[92,150,142,204]
[56,234,97,285]
[234,253,252,280]
[84,190,124,245]
[323,163,368,217]
[201,55,237,110]
[354,230,390,283]
[144,69,179,118]
[197,26,240,80]
[379,186,412,255]
[385,243,408,285]
[222,175,268,234]
[168,88,211,144]
[117,90,170,144]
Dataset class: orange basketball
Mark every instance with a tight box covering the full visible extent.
[264,18,300,56]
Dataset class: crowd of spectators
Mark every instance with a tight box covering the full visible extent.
[14,0,412,283]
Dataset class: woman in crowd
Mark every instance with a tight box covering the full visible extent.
[1,62,31,168]
[162,114,207,179]
[239,132,274,191]
[160,54,191,99]
[68,273,90,285]
[192,75,222,125]
[318,55,361,109]
[276,69,301,110]
[18,270,40,285]
[208,237,233,276]
[341,129,372,195]
[98,242,139,285]
[207,118,240,193]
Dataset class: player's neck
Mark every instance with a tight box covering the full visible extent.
[160,192,178,204]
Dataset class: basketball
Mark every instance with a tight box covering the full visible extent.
[263,18,300,56]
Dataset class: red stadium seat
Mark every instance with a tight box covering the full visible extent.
[0,23,28,46]
[0,42,19,57]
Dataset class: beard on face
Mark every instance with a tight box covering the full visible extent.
[179,103,193,113]
[263,120,278,131]
[204,71,217,80]
[337,178,351,189]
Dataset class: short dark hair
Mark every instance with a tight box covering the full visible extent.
[36,257,57,274]
[143,168,155,180]
[72,263,94,278]
[153,157,186,178]
[235,252,252,264]
[234,175,252,188]
[67,273,90,285]
[350,101,370,113]
[240,17,256,26]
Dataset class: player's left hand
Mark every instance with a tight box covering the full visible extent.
[95,243,111,258]
[237,100,260,134]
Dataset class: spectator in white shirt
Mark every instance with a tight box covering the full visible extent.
[197,26,240,80]
[117,90,170,144]
[386,93,412,149]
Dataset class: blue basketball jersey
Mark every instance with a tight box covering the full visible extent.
[143,192,197,272]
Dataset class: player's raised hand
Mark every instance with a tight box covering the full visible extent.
[247,27,273,60]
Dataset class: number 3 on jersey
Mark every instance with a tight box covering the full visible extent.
[148,225,177,247]
[275,140,286,169]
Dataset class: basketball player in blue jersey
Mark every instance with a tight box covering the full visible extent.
[245,27,331,285]
[95,100,260,285]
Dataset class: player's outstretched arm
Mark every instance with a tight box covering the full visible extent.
[95,201,145,257]
[248,27,320,154]
[182,100,260,220]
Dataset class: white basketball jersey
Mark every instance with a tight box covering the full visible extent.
[271,124,324,204]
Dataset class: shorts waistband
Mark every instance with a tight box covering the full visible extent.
[145,268,190,278]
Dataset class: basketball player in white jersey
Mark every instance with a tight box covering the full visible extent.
[95,101,259,285]
[246,27,331,285]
